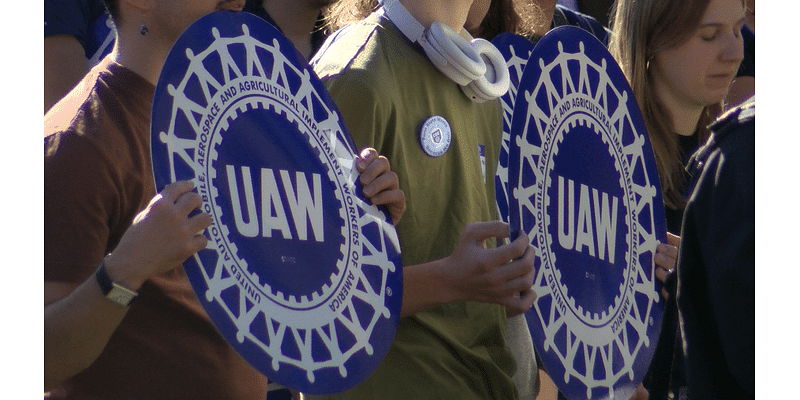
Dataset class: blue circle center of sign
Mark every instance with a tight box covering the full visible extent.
[545,119,628,321]
[213,105,345,301]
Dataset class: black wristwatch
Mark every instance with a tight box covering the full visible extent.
[95,258,138,307]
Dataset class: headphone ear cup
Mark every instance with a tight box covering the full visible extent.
[419,35,449,77]
[461,39,510,102]
[381,0,509,102]
[424,22,485,86]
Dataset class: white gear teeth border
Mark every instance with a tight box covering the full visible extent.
[513,39,661,399]
[156,22,401,386]
[497,41,534,223]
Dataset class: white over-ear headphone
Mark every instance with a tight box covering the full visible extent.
[381,0,510,102]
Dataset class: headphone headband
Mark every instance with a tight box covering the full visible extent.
[381,0,510,102]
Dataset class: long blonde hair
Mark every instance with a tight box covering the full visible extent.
[609,0,724,210]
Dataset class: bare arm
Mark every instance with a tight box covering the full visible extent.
[44,277,130,390]
[354,150,534,315]
[44,181,212,389]
[354,147,535,315]
[44,34,90,114]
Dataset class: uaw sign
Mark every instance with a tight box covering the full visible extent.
[507,27,666,400]
[491,33,535,223]
[150,11,403,395]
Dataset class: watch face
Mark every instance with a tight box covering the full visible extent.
[507,26,667,400]
[150,10,403,395]
[107,285,137,306]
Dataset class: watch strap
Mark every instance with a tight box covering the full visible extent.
[96,259,138,306]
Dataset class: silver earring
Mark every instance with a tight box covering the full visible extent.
[140,23,149,36]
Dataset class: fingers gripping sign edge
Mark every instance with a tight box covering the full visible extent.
[160,180,196,204]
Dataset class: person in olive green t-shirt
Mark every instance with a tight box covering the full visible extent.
[311,0,538,398]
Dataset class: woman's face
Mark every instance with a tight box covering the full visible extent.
[650,0,745,112]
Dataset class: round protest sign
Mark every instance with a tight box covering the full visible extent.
[150,11,403,395]
[491,33,535,223]
[507,26,666,400]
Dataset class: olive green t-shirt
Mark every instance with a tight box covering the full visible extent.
[312,11,517,400]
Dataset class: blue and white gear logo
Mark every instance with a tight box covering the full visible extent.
[508,27,666,400]
[150,11,403,395]
[491,33,535,223]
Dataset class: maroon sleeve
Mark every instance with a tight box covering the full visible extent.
[45,131,119,283]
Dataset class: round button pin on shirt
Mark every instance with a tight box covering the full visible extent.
[419,116,452,157]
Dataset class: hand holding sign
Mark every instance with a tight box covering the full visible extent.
[106,180,212,290]
[442,221,537,316]
[655,232,681,300]
[355,147,405,225]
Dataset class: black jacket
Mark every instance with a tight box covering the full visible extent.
[677,98,755,400]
